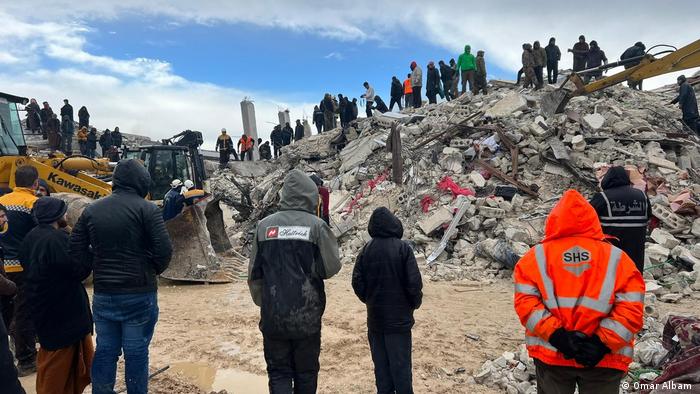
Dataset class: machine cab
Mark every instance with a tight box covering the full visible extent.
[0,92,28,156]
[128,145,193,200]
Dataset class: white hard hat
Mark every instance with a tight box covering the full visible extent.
[221,128,227,132]
[171,179,182,188]
[184,180,194,189]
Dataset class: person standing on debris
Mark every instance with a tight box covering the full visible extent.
[426,61,441,104]
[70,159,172,394]
[215,128,233,167]
[449,59,459,99]
[310,174,330,225]
[410,61,423,108]
[60,99,73,123]
[521,43,541,90]
[259,141,272,160]
[321,93,336,132]
[621,42,646,90]
[61,114,75,155]
[112,127,123,149]
[533,41,547,87]
[361,82,376,118]
[248,169,341,393]
[282,122,294,148]
[514,189,644,394]
[77,126,88,156]
[456,45,477,95]
[0,166,39,377]
[545,37,561,84]
[162,179,185,221]
[439,60,454,102]
[584,40,608,83]
[670,75,699,134]
[312,105,324,134]
[78,106,89,130]
[568,35,590,72]
[589,166,651,272]
[351,98,359,121]
[403,74,413,109]
[352,207,423,394]
[475,51,488,95]
[86,128,98,159]
[390,76,404,111]
[98,129,113,158]
[21,197,94,394]
[270,125,283,159]
[46,113,61,152]
[338,95,348,128]
[239,133,255,161]
[344,98,356,125]
[39,101,54,139]
[26,99,42,134]
[0,247,25,394]
[294,119,305,142]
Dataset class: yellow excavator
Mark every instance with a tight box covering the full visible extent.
[0,91,235,283]
[541,39,700,117]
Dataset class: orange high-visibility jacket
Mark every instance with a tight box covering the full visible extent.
[238,136,254,151]
[514,189,644,372]
[403,79,413,94]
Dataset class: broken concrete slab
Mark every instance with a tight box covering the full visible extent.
[469,171,486,187]
[479,206,506,219]
[485,92,527,118]
[418,207,453,235]
[650,228,681,249]
[647,155,680,171]
[583,113,605,130]
[647,244,670,264]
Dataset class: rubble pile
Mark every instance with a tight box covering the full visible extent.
[210,79,700,285]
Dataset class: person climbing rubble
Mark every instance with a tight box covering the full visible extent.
[410,61,423,108]
[584,40,608,83]
[361,82,376,118]
[670,75,699,134]
[620,42,646,90]
[248,169,340,393]
[514,189,644,394]
[352,207,423,394]
[589,166,651,272]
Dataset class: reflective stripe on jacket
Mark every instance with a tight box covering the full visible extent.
[514,189,644,372]
[239,136,254,151]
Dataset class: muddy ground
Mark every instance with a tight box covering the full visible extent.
[19,269,698,393]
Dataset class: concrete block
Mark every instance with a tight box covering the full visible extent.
[443,147,461,155]
[650,228,681,249]
[529,122,551,140]
[583,113,605,130]
[418,207,453,235]
[469,171,486,187]
[692,218,700,237]
[485,92,527,118]
[571,135,586,152]
[660,293,683,303]
[467,217,481,231]
[479,206,506,219]
[450,138,470,148]
[652,205,689,232]
[648,155,679,171]
[646,243,670,264]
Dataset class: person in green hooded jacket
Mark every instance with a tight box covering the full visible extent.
[456,44,476,95]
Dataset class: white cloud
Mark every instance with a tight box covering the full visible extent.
[324,52,344,61]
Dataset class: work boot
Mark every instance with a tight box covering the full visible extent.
[17,362,37,377]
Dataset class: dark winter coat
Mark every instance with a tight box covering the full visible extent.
[270,127,283,146]
[26,102,41,130]
[112,131,123,147]
[78,107,89,129]
[426,66,441,95]
[248,170,341,339]
[99,132,113,150]
[586,47,607,69]
[281,126,293,146]
[374,96,389,113]
[312,109,324,126]
[621,44,645,69]
[162,186,185,221]
[294,124,304,141]
[672,82,699,120]
[70,159,173,294]
[21,224,92,351]
[46,117,60,135]
[86,131,98,150]
[589,167,651,271]
[61,117,74,135]
[352,207,423,333]
[259,142,272,160]
[545,44,561,64]
[439,63,454,84]
[345,102,356,122]
[39,106,54,125]
[60,103,73,122]
[391,78,403,99]
[320,97,335,114]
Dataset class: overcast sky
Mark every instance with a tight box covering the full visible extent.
[0,1,697,148]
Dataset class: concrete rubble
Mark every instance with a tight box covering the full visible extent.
[206,79,700,287]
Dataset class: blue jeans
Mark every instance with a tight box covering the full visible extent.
[92,292,159,394]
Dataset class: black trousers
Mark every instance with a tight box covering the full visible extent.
[315,123,322,134]
[273,144,281,158]
[2,272,35,368]
[219,149,230,166]
[535,359,624,394]
[682,116,699,134]
[368,330,413,394]
[535,65,544,86]
[547,62,559,84]
[0,314,25,394]
[412,86,422,108]
[263,333,321,394]
[366,101,373,118]
[389,97,403,111]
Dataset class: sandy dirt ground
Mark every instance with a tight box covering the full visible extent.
[18,269,699,394]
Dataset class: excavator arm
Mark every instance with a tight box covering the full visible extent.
[542,39,700,116]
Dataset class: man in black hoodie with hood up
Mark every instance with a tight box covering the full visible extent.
[589,166,651,272]
[70,159,173,394]
[352,207,423,394]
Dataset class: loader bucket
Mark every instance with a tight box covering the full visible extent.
[540,89,570,117]
[160,196,235,283]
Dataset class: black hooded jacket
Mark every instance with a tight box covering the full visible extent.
[352,207,423,333]
[21,224,92,350]
[589,167,651,271]
[391,78,403,99]
[70,159,173,294]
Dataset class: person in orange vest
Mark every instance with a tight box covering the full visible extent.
[238,133,255,161]
[514,189,644,394]
[403,73,413,109]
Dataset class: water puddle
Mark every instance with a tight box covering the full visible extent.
[169,362,268,393]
